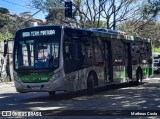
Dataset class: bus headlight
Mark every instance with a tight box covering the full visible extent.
[51,70,63,81]
[13,73,20,82]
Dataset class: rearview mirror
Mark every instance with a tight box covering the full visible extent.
[3,40,8,57]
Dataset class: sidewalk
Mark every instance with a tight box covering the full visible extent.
[0,81,14,88]
[143,76,160,83]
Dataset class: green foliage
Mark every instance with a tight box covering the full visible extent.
[0,15,8,28]
[0,7,9,14]
[32,0,64,24]
[32,0,139,28]
[153,44,160,53]
[0,7,32,39]
[154,47,160,53]
[0,7,13,40]
[0,8,10,28]
[142,0,160,19]
[118,20,160,47]
[0,32,13,41]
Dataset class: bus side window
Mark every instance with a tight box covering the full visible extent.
[81,43,85,64]
[112,40,124,63]
[65,45,71,60]
[93,38,103,63]
[64,42,73,73]
[64,40,83,72]
[81,37,94,66]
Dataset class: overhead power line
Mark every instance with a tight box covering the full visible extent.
[1,0,37,10]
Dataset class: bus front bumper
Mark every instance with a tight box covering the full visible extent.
[14,78,65,93]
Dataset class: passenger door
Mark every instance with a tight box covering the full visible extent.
[104,41,113,83]
[124,43,132,80]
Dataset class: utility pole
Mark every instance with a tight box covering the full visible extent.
[112,0,116,30]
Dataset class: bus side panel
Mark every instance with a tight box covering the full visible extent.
[63,28,106,91]
[112,39,126,83]
[132,65,138,81]
[141,64,151,79]
[131,41,153,80]
[93,65,105,87]
[141,42,152,78]
[113,66,126,83]
[65,71,79,91]
[153,53,160,74]
[77,65,105,90]
[64,65,105,91]
[93,37,105,86]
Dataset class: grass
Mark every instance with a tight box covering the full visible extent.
[154,47,160,53]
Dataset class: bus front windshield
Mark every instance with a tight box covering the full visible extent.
[14,36,60,70]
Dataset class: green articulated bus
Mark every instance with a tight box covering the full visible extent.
[13,25,153,95]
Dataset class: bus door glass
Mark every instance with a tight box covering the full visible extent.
[104,42,109,81]
[104,41,112,82]
[124,43,132,79]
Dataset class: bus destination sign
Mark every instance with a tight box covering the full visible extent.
[22,30,55,37]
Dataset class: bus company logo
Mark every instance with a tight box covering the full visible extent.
[2,111,11,116]
[1,111,42,117]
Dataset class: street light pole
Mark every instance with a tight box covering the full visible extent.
[113,0,116,30]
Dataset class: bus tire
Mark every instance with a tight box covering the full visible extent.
[87,73,95,95]
[48,91,56,96]
[136,69,142,85]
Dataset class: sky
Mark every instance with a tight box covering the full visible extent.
[0,0,46,20]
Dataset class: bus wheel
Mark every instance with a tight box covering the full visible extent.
[136,70,142,85]
[87,74,95,95]
[48,91,56,96]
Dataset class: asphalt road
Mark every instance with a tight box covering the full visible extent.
[0,76,160,119]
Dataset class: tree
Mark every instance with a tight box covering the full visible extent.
[0,7,33,40]
[0,7,13,41]
[0,14,9,28]
[31,0,139,29]
[0,7,10,28]
[118,20,160,47]
[0,32,13,41]
[0,7,9,14]
[142,0,160,19]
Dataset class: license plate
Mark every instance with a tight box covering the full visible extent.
[32,87,40,90]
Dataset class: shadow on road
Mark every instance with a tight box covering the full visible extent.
[0,82,160,117]
[20,82,140,101]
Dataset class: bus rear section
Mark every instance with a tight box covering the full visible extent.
[153,53,160,74]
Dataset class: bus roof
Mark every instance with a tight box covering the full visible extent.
[16,25,151,43]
